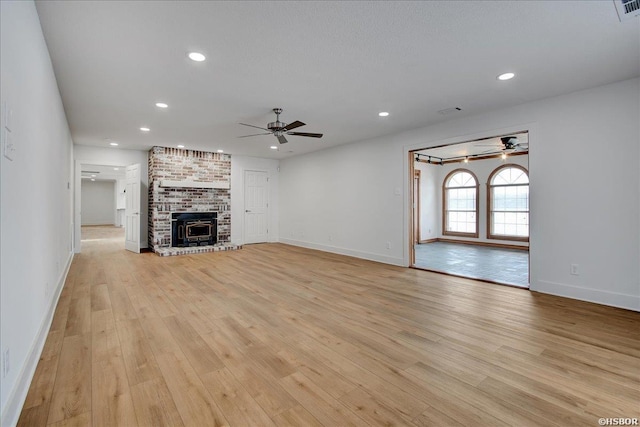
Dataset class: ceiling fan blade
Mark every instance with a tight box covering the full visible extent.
[239,123,270,131]
[277,135,288,144]
[237,133,272,138]
[287,132,323,138]
[282,120,305,131]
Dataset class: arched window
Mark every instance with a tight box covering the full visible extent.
[443,169,479,237]
[488,165,529,241]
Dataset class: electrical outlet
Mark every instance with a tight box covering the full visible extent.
[386,241,391,249]
[328,235,333,242]
[2,348,9,378]
[570,264,579,276]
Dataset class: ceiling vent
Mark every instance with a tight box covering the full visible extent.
[614,0,640,21]
[437,107,462,115]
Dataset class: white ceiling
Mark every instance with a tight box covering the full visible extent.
[35,1,639,159]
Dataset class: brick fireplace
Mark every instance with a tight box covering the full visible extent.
[148,146,234,254]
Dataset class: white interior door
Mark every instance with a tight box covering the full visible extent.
[244,170,269,244]
[125,163,141,253]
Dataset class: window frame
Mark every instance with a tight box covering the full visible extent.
[442,168,480,238]
[486,164,530,242]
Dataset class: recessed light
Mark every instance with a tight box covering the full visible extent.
[140,127,150,132]
[90,178,95,181]
[155,102,168,108]
[188,52,206,62]
[217,149,224,153]
[177,144,185,148]
[91,174,96,177]
[497,72,515,81]
[501,152,508,160]
[270,146,278,150]
[109,142,118,146]
[378,112,389,117]
[113,167,119,171]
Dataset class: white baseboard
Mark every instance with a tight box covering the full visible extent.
[278,238,405,266]
[1,251,74,427]
[532,279,640,312]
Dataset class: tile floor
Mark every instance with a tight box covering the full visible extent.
[414,242,529,288]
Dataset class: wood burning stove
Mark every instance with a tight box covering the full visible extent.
[171,212,217,247]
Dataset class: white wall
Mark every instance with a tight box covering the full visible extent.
[74,145,149,251]
[115,178,125,227]
[116,178,126,209]
[279,141,405,265]
[81,180,116,225]
[279,78,640,311]
[0,1,75,424]
[415,161,438,241]
[231,156,280,244]
[429,154,529,246]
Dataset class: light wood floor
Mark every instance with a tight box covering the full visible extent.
[18,226,640,426]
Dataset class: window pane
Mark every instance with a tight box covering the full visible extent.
[516,224,528,236]
[445,175,477,234]
[512,171,529,184]
[504,212,517,224]
[446,171,476,188]
[489,166,529,238]
[491,201,529,237]
[492,167,529,185]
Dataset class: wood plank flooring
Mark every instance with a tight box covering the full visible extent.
[18,226,640,426]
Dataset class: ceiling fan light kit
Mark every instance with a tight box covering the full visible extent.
[239,108,323,144]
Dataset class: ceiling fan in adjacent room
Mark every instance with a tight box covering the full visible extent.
[239,108,323,144]
[475,136,529,153]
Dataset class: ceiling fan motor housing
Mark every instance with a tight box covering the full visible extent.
[268,121,286,131]
[501,137,518,150]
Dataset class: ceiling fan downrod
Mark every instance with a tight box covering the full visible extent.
[268,108,285,131]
